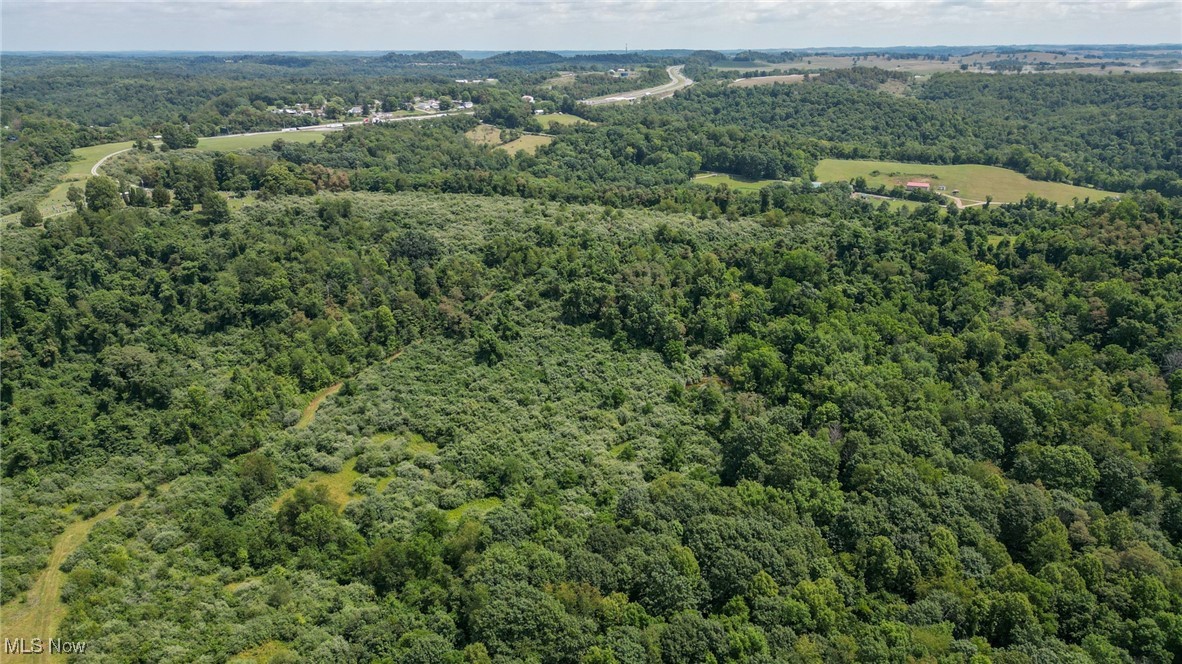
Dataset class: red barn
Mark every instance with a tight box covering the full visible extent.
[905,181,931,190]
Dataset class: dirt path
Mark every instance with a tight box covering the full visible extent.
[296,382,343,429]
[294,349,406,430]
[0,494,147,663]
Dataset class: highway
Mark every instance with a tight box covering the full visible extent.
[579,65,693,106]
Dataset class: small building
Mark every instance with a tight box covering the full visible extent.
[905,182,930,191]
[347,106,364,115]
[521,95,535,103]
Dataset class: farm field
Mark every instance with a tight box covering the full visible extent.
[816,158,1121,205]
[693,172,787,191]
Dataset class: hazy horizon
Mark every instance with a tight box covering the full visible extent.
[3,1,1180,53]
[4,43,1181,56]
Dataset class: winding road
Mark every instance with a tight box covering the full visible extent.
[579,65,693,105]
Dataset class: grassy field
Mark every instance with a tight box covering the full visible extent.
[3,132,325,225]
[693,172,787,191]
[817,159,1121,206]
[196,131,325,151]
[0,141,134,225]
[536,113,593,128]
[499,134,553,155]
[467,124,555,155]
[855,195,940,214]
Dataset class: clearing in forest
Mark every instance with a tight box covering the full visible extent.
[466,125,553,155]
[499,134,552,155]
[816,159,1121,206]
[464,124,504,146]
[535,113,593,128]
[729,74,814,87]
[693,172,787,191]
[271,458,361,512]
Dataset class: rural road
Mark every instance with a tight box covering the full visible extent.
[580,65,693,105]
[90,147,132,176]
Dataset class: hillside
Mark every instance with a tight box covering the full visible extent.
[3,188,1181,662]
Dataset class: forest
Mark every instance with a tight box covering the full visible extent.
[1,50,1181,664]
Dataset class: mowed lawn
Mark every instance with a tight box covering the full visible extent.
[196,130,325,151]
[694,172,787,191]
[816,159,1120,205]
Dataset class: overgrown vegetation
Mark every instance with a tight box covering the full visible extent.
[2,50,1181,663]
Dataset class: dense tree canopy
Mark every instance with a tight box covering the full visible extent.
[2,51,1181,663]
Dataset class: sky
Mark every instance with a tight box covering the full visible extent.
[2,0,1180,53]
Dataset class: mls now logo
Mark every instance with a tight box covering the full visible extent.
[4,638,88,655]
